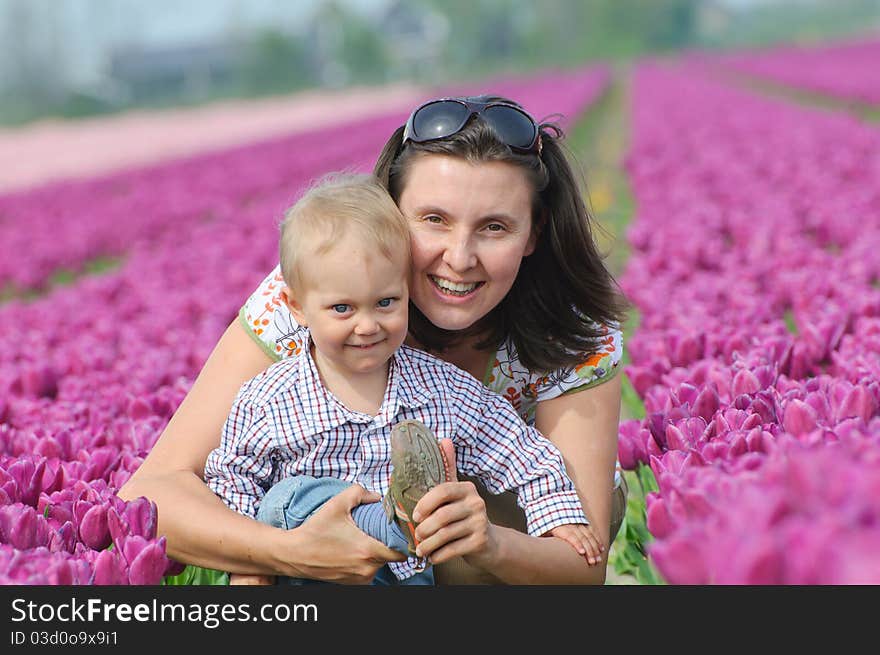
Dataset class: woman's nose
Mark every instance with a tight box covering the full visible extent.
[441,233,477,271]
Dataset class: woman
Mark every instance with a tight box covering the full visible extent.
[119,95,629,584]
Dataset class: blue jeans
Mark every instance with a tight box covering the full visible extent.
[256,475,433,586]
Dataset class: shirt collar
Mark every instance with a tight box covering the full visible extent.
[295,332,360,436]
[294,335,434,436]
[386,345,435,411]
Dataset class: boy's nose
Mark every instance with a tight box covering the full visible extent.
[354,316,380,335]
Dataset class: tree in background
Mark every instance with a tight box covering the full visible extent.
[239,30,311,95]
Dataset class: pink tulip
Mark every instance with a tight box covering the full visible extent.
[91,549,129,585]
[646,497,674,538]
[78,503,111,551]
[782,399,819,436]
[127,537,169,585]
[692,385,720,422]
[0,505,40,549]
[48,521,76,553]
[648,538,706,585]
[836,385,877,423]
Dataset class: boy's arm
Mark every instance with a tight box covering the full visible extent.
[204,389,276,519]
[455,390,589,538]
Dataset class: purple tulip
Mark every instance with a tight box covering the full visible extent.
[836,385,877,423]
[617,430,639,471]
[646,497,674,538]
[692,385,720,422]
[91,549,129,585]
[782,399,819,436]
[5,458,46,507]
[48,521,77,553]
[664,423,690,451]
[121,497,158,540]
[127,537,169,585]
[78,503,111,551]
[732,368,762,396]
[0,505,40,549]
[648,538,707,585]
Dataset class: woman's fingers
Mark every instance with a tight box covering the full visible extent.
[420,534,474,565]
[413,502,471,541]
[296,486,407,582]
[422,522,499,565]
[412,480,479,523]
[409,480,492,562]
[333,483,382,512]
[415,516,478,559]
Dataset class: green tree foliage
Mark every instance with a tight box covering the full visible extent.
[240,30,311,95]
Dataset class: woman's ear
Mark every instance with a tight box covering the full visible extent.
[525,209,547,257]
[280,286,308,327]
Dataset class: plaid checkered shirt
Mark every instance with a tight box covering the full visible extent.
[205,339,589,580]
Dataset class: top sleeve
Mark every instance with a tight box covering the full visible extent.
[531,322,624,403]
[455,387,589,537]
[204,384,278,519]
[238,265,308,362]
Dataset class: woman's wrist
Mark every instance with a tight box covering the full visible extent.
[462,524,606,584]
[260,522,308,579]
[462,521,504,571]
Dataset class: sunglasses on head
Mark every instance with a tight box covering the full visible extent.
[402,98,542,155]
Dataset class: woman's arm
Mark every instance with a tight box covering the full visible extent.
[118,318,404,582]
[534,372,622,559]
[414,374,622,584]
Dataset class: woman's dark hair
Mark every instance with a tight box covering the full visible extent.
[373,95,630,373]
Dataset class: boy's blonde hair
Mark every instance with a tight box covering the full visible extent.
[279,172,411,292]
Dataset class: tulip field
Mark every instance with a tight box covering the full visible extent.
[0,69,608,583]
[1,38,878,584]
[714,38,880,104]
[616,61,880,583]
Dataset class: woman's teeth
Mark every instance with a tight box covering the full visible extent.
[430,276,481,296]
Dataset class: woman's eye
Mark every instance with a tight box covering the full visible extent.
[377,298,394,308]
[423,215,443,224]
[331,304,350,314]
[486,223,506,232]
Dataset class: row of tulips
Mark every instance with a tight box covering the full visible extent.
[618,63,880,583]
[712,37,880,105]
[0,477,182,584]
[0,68,609,584]
[0,67,608,294]
[0,85,424,195]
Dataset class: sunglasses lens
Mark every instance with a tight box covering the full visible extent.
[412,101,471,140]
[483,105,537,150]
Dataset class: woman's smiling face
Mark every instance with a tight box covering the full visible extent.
[398,154,537,333]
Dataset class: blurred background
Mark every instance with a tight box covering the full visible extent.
[2,0,879,126]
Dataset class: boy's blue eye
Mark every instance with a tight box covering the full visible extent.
[332,304,350,314]
[377,298,393,308]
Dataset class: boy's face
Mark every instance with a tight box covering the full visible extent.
[283,233,409,378]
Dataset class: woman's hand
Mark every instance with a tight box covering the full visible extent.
[410,439,500,569]
[276,484,407,584]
